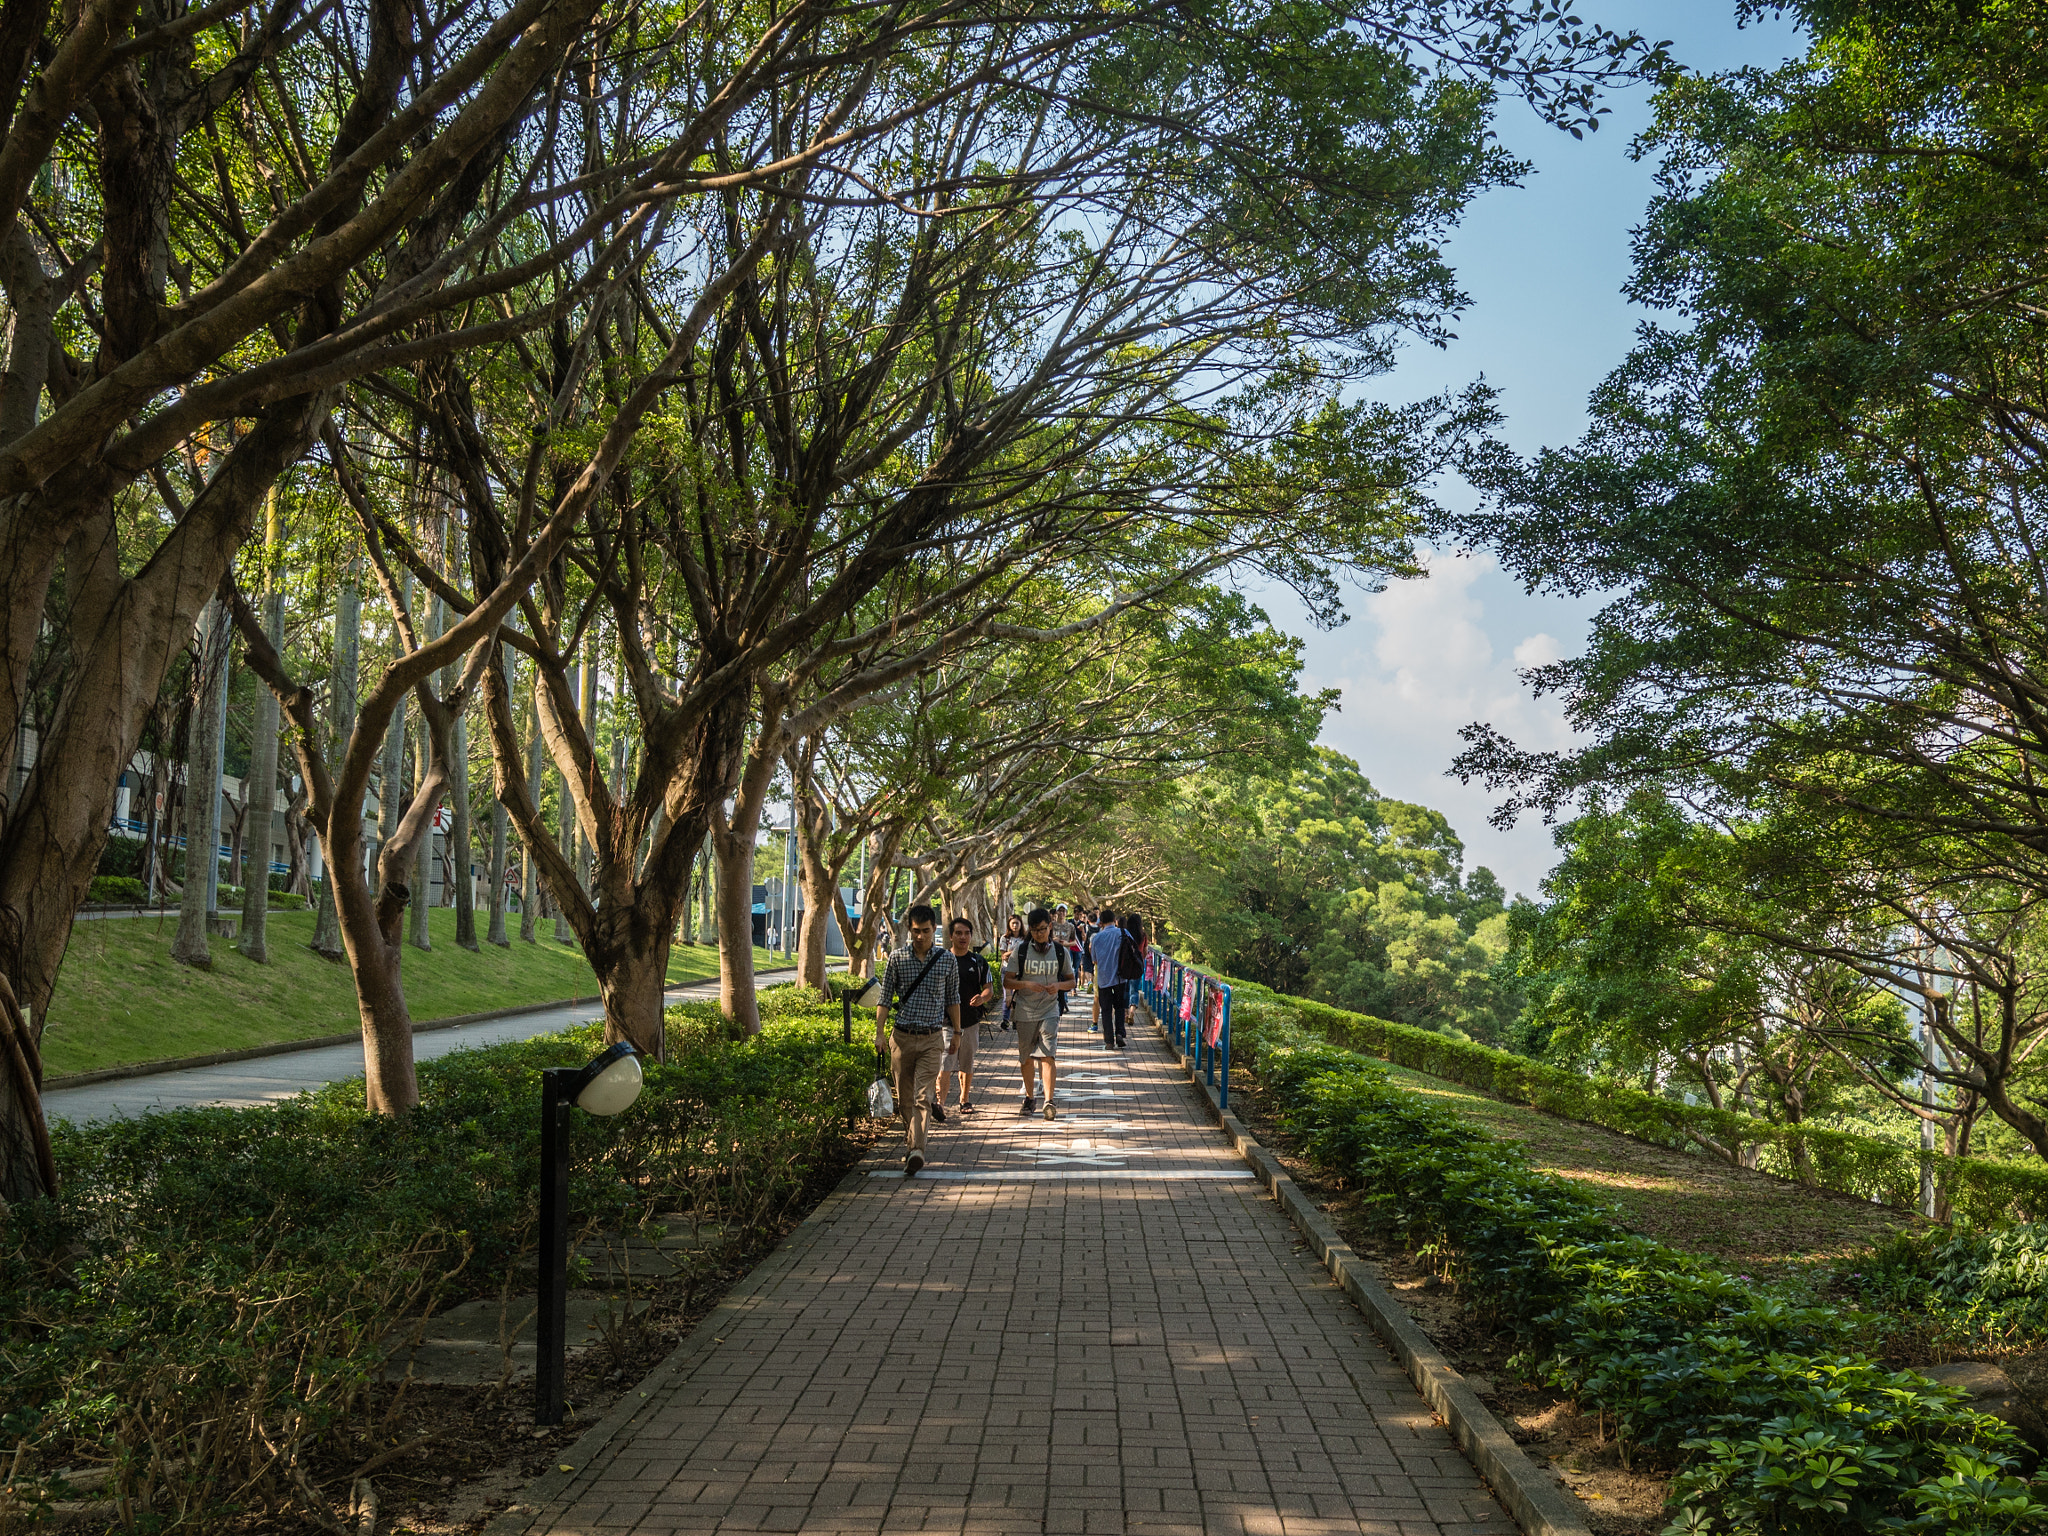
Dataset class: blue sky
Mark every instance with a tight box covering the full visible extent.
[1248,2,1807,901]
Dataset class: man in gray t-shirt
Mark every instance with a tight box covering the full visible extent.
[1004,907,1074,1120]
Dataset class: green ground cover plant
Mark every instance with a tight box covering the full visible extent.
[1236,1008,2048,1533]
[41,911,776,1076]
[1850,1225,2048,1361]
[1220,980,2048,1225]
[0,985,864,1531]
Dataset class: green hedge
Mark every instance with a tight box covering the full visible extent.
[2,987,864,1530]
[85,875,145,906]
[1220,978,2048,1226]
[1245,1022,2048,1535]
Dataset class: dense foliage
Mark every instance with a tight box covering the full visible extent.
[1237,1005,2048,1534]
[0,988,864,1528]
[1155,749,1521,1039]
[1452,0,2048,1165]
[1228,978,2048,1235]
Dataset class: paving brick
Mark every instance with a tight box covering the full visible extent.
[509,1022,1516,1535]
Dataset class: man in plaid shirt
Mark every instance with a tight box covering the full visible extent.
[874,903,961,1176]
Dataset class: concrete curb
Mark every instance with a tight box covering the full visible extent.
[44,967,801,1091]
[1142,1004,1593,1536]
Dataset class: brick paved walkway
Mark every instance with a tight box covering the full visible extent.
[497,1006,1517,1536]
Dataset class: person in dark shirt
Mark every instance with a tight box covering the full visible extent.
[937,916,994,1113]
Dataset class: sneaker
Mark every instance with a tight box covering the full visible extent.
[1043,1101,1057,1121]
[931,1101,947,1124]
[1019,1095,1035,1115]
[906,1151,925,1176]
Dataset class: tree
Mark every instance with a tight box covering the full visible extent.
[453,0,1542,1040]
[0,0,1662,1196]
[1168,748,1518,1037]
[0,0,716,1197]
[1453,1,2048,1161]
[1514,793,1916,1166]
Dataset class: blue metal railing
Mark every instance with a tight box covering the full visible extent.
[1138,948,1233,1110]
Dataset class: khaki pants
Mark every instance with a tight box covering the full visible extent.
[891,1027,946,1155]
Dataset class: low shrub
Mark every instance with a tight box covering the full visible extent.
[1220,978,2048,1225]
[2,987,863,1531]
[85,875,145,906]
[1238,1017,2048,1535]
[1848,1225,2048,1356]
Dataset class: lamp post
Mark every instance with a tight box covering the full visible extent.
[536,1041,646,1426]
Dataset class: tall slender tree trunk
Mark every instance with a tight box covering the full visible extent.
[553,659,578,944]
[311,563,360,957]
[552,757,576,942]
[519,721,542,943]
[713,718,779,1032]
[701,833,717,943]
[791,769,836,997]
[451,708,478,949]
[237,556,285,961]
[714,825,759,1031]
[172,601,231,967]
[486,796,510,945]
[411,712,435,950]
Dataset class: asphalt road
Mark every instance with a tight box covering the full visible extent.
[43,971,794,1125]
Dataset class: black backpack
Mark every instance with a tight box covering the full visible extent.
[1115,928,1143,982]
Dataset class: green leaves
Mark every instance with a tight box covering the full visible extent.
[1238,1003,2046,1535]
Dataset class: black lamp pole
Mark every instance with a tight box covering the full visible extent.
[536,1066,571,1426]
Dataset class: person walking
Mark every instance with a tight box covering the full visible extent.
[1077,908,1096,998]
[1004,907,1074,1119]
[997,912,1025,1030]
[874,903,961,1176]
[1050,905,1077,1018]
[937,916,993,1114]
[1090,906,1131,1049]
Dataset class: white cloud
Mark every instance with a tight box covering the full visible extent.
[1282,552,1584,900]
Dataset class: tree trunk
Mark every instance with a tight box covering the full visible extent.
[373,700,408,895]
[411,713,435,949]
[792,788,836,997]
[172,600,230,966]
[487,794,510,946]
[552,757,577,943]
[310,566,359,956]
[227,781,247,890]
[452,709,478,949]
[713,716,779,1031]
[701,833,717,943]
[714,825,758,1031]
[140,756,165,904]
[519,720,542,943]
[237,577,285,962]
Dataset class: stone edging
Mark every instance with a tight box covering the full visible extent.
[1144,1004,1594,1536]
[43,968,800,1091]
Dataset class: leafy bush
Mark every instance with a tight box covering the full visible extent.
[95,837,146,880]
[1848,1225,2048,1356]
[2,988,863,1530]
[1238,1019,2048,1534]
[86,875,145,906]
[1225,978,2048,1225]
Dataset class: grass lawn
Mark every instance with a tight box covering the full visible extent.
[1373,1058,1930,1277]
[43,909,776,1077]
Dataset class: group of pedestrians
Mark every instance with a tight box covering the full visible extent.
[873,900,1149,1175]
